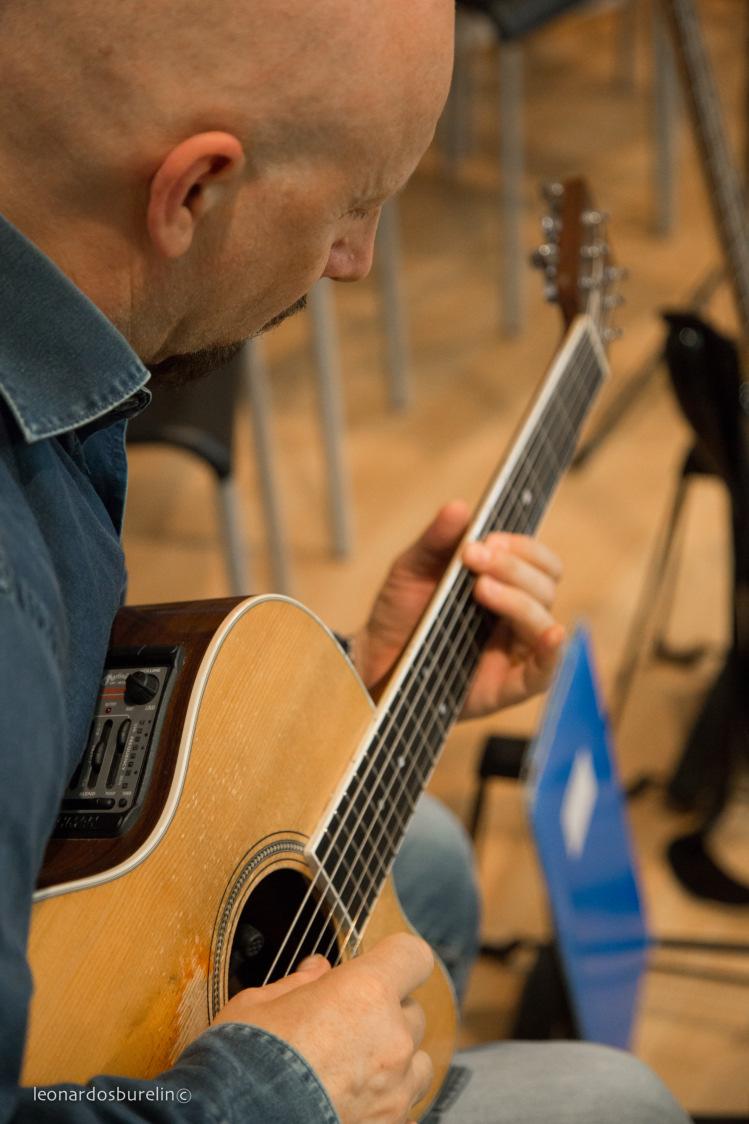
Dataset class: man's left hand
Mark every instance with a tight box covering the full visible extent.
[351,500,565,720]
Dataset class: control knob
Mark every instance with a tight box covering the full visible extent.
[124,671,160,706]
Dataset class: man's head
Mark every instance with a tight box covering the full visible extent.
[0,0,454,379]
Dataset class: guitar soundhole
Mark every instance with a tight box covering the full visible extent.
[228,868,339,994]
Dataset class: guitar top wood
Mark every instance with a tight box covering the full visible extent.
[24,596,457,1119]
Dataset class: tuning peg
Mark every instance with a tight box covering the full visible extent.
[579,275,603,291]
[540,214,560,239]
[543,282,559,304]
[542,181,565,204]
[603,326,624,343]
[603,294,626,310]
[580,243,608,259]
[530,243,559,270]
[605,265,628,283]
[581,209,609,228]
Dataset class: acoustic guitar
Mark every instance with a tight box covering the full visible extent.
[24,178,621,1117]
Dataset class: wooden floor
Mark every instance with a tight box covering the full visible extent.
[123,3,749,1116]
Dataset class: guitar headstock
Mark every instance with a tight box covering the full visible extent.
[531,176,626,345]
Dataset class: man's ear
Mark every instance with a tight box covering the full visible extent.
[147,132,246,259]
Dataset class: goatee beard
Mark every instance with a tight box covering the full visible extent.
[147,294,308,388]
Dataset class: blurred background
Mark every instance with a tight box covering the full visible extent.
[123,1,748,1116]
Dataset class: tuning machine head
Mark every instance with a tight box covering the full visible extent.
[576,201,625,343]
[531,183,566,299]
[542,181,565,208]
[530,242,561,304]
[539,181,565,236]
[531,242,559,269]
[532,176,627,345]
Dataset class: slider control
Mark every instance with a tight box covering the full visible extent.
[106,717,131,789]
[88,719,113,787]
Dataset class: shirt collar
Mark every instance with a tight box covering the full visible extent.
[0,212,151,444]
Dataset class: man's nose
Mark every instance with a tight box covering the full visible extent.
[323,215,380,283]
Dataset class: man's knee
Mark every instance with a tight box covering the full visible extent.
[564,1043,689,1124]
[444,1042,689,1124]
[393,794,480,1000]
[394,794,479,929]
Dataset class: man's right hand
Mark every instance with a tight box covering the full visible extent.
[212,932,435,1124]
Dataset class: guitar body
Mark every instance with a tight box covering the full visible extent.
[24,596,456,1117]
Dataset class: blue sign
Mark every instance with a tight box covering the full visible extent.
[525,625,649,1049]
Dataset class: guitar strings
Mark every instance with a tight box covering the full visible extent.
[263,339,600,983]
[341,324,608,892]
[319,402,582,969]
[311,341,599,964]
[309,412,590,975]
[261,337,601,985]
[265,335,601,986]
[319,348,600,969]
[258,421,555,983]
[273,243,614,977]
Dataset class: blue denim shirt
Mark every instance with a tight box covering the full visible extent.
[0,213,338,1123]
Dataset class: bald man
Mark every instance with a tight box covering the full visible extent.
[0,1,691,1122]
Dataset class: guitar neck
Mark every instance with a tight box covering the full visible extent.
[309,315,609,933]
[662,0,749,338]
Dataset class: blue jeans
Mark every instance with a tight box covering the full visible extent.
[423,1040,691,1123]
[393,796,690,1124]
[393,792,480,1005]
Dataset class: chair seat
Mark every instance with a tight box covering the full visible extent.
[126,353,241,480]
[456,0,587,41]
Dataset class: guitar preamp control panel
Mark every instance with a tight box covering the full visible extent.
[54,646,182,839]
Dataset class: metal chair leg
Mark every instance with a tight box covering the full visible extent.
[308,280,354,558]
[499,40,525,337]
[440,8,476,174]
[652,0,679,236]
[216,475,251,596]
[610,457,693,727]
[376,199,411,412]
[242,340,293,594]
[615,0,639,92]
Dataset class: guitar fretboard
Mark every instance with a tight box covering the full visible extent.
[662,0,749,337]
[309,317,608,937]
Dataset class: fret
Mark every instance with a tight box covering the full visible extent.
[557,364,590,458]
[550,393,578,465]
[309,317,609,933]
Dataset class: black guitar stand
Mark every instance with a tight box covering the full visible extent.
[611,312,749,906]
[571,265,723,471]
[607,442,715,729]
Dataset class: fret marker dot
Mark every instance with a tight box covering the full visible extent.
[397,756,406,769]
[522,489,533,506]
